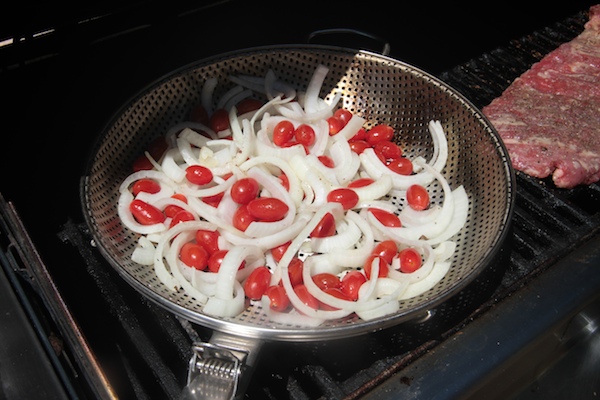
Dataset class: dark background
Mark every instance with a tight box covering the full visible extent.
[0,2,598,398]
[0,0,597,267]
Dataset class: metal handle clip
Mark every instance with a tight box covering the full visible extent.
[180,342,247,400]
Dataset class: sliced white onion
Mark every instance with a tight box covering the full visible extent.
[161,148,187,182]
[329,137,361,185]
[335,114,366,141]
[360,148,435,189]
[203,281,245,317]
[118,191,167,235]
[425,186,469,245]
[214,245,264,301]
[201,77,218,115]
[178,173,235,198]
[153,220,216,291]
[260,296,325,327]
[433,241,456,262]
[309,217,361,253]
[131,236,156,265]
[400,204,442,227]
[325,210,375,268]
[396,161,454,240]
[166,231,209,303]
[388,242,435,284]
[352,174,393,204]
[221,214,309,251]
[119,170,177,194]
[399,260,451,300]
[118,65,467,326]
[428,120,449,172]
[239,155,303,207]
[178,127,212,147]
[166,122,217,141]
[304,64,329,114]
[242,166,296,238]
[216,85,243,110]
[177,136,200,166]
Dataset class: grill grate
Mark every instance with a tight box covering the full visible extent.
[52,7,600,400]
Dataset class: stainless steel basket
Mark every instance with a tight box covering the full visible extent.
[81,45,515,342]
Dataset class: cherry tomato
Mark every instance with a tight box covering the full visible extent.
[195,229,220,255]
[349,127,367,141]
[374,140,402,160]
[363,255,389,279]
[348,139,370,154]
[326,188,359,210]
[232,205,256,231]
[348,177,375,188]
[294,284,319,310]
[281,258,302,288]
[131,136,168,172]
[279,173,290,191]
[164,204,183,218]
[281,140,308,154]
[319,288,353,311]
[246,197,289,222]
[230,177,260,205]
[132,178,161,196]
[327,116,345,136]
[372,240,398,264]
[172,193,187,203]
[312,273,341,290]
[244,266,272,300]
[186,165,213,185]
[406,184,430,211]
[210,108,230,132]
[169,210,195,228]
[294,124,316,146]
[340,271,367,301]
[318,155,335,168]
[270,241,291,263]
[179,242,209,270]
[387,157,413,175]
[189,104,209,125]
[206,250,245,273]
[207,249,227,272]
[398,248,422,273]
[333,108,353,126]
[164,193,188,218]
[236,98,263,115]
[366,124,394,145]
[369,208,401,227]
[132,155,154,172]
[265,285,290,312]
[310,212,336,238]
[129,199,165,225]
[273,120,295,146]
[202,192,224,207]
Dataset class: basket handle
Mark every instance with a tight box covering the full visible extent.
[307,28,391,56]
[180,332,263,400]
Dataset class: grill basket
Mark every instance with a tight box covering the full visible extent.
[81,45,515,341]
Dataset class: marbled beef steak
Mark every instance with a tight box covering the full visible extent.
[482,5,600,188]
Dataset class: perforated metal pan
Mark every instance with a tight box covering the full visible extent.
[81,44,515,337]
[81,44,514,397]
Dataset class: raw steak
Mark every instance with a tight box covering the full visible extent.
[482,5,600,188]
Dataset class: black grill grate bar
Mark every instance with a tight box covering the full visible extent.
[517,189,588,237]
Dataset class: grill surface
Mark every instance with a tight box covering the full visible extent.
[82,45,514,340]
[1,3,599,400]
[72,7,600,399]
